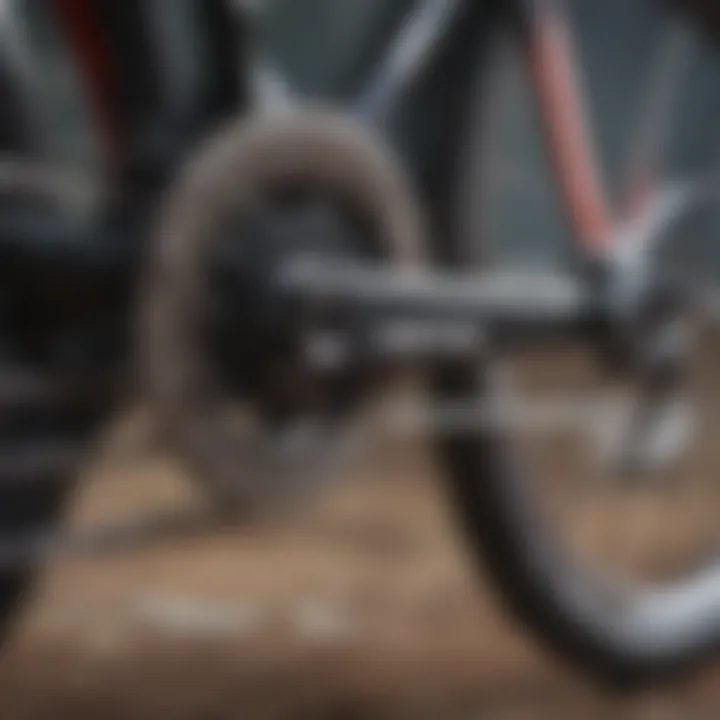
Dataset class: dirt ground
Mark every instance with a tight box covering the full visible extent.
[0,423,718,719]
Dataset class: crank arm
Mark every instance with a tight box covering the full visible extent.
[280,256,598,368]
[280,256,592,323]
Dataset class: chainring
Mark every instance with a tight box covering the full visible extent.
[139,107,426,510]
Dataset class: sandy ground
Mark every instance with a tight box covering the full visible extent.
[0,432,714,720]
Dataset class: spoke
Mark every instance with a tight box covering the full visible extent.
[623,18,696,210]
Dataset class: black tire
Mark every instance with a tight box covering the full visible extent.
[442,1,720,689]
[0,46,100,645]
[0,471,72,646]
[0,394,104,648]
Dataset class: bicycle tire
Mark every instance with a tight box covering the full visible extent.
[0,392,106,649]
[443,1,720,688]
[0,49,97,646]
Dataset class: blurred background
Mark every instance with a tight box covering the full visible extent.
[3,1,720,718]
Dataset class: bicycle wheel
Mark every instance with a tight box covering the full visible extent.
[0,8,105,646]
[444,0,720,687]
[0,392,104,648]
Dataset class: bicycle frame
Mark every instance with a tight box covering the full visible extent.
[345,0,687,258]
[0,0,697,563]
[43,0,615,250]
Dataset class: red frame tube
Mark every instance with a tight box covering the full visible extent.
[523,0,613,256]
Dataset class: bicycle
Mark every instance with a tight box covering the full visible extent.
[3,0,720,690]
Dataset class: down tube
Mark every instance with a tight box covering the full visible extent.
[519,0,613,256]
